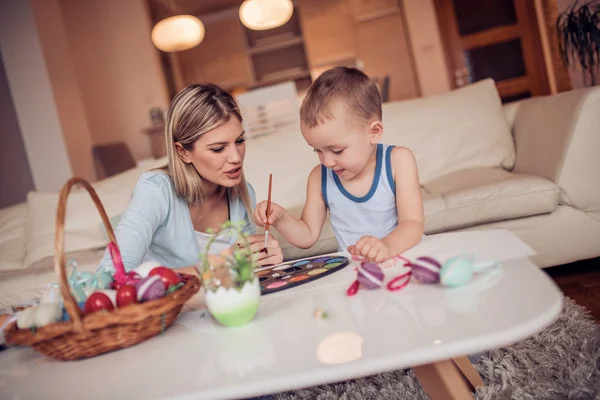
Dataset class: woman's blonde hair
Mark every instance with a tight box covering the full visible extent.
[164,84,252,215]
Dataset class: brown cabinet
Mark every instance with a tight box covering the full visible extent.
[355,13,420,100]
[163,0,419,102]
[177,9,253,91]
[297,0,357,69]
[347,0,401,21]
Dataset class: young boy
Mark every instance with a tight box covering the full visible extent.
[254,67,424,262]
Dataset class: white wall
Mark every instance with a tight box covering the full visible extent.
[59,0,170,161]
[0,0,73,192]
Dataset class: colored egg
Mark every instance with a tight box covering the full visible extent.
[98,289,118,308]
[116,285,138,308]
[149,266,181,289]
[134,260,162,278]
[357,261,384,290]
[62,302,86,321]
[411,256,442,284]
[84,292,115,313]
[440,256,474,287]
[135,275,166,302]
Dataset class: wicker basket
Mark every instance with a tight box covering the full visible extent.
[4,177,200,361]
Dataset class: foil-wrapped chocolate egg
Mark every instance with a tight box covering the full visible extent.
[135,275,166,302]
[357,262,384,290]
[411,256,442,284]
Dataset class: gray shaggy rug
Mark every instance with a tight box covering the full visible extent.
[255,297,600,400]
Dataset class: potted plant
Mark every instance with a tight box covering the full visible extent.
[556,0,600,86]
[200,221,261,327]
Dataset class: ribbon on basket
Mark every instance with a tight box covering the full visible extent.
[107,242,141,288]
[42,259,115,304]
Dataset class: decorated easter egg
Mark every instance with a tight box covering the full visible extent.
[149,266,181,289]
[84,292,115,313]
[357,262,384,290]
[440,256,474,288]
[62,302,86,321]
[411,256,442,284]
[99,289,118,308]
[116,285,138,308]
[135,275,166,302]
[134,261,162,278]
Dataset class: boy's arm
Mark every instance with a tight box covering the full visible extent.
[273,165,328,249]
[381,146,424,255]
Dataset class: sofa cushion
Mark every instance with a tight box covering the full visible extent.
[0,203,28,272]
[382,78,515,184]
[422,168,560,234]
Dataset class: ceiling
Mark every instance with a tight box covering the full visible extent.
[149,0,244,21]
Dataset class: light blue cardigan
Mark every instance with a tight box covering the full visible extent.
[97,171,256,273]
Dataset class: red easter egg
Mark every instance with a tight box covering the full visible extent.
[84,292,114,314]
[149,266,181,289]
[116,285,138,308]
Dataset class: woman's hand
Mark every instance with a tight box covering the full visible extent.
[253,201,286,228]
[238,233,283,266]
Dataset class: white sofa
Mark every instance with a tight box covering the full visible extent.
[0,79,598,308]
[244,79,600,269]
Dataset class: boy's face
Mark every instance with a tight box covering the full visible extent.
[301,102,382,181]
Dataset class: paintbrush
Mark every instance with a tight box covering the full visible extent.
[264,173,272,252]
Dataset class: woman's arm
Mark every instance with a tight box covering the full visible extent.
[97,175,169,272]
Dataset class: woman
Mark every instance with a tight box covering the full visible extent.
[97,84,283,275]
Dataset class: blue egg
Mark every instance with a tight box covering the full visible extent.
[440,256,474,287]
[62,302,86,321]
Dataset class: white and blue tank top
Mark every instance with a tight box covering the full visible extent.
[321,143,398,251]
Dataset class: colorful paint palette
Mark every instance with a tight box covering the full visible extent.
[256,255,350,295]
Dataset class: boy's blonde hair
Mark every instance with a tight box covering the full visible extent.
[300,67,382,128]
[164,84,252,215]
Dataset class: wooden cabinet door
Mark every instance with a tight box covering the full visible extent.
[347,0,401,21]
[297,0,356,69]
[434,0,550,102]
[175,9,253,91]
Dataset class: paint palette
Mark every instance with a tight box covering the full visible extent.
[256,255,350,295]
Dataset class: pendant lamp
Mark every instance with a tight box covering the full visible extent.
[239,0,294,31]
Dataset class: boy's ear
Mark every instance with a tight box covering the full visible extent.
[175,142,192,164]
[368,120,383,144]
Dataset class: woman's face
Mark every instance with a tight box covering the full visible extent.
[177,117,246,188]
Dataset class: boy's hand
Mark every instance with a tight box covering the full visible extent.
[348,236,391,263]
[254,201,285,227]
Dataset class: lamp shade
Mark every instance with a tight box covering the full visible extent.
[151,15,205,52]
[239,0,294,31]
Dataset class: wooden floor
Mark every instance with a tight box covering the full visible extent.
[545,257,600,321]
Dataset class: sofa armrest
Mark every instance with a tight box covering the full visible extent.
[508,87,600,214]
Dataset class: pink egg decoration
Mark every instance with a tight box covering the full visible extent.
[410,256,442,284]
[357,261,385,290]
[135,275,166,302]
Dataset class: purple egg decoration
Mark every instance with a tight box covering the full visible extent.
[135,275,166,302]
[357,261,385,290]
[411,256,442,284]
